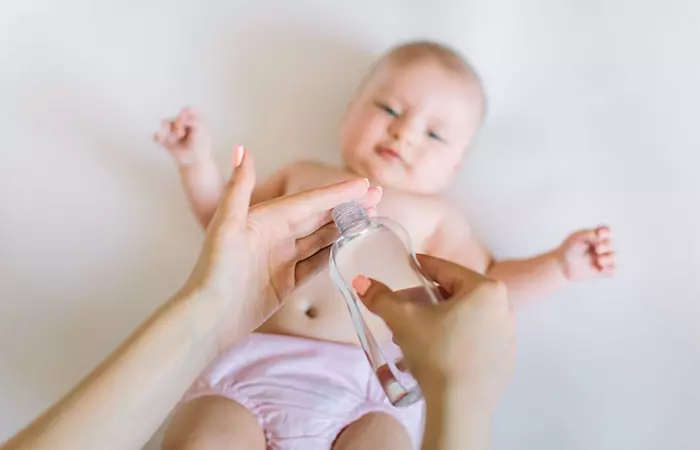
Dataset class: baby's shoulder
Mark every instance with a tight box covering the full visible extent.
[380,191,448,230]
[282,159,327,171]
[389,191,452,217]
[280,160,353,193]
[278,159,326,178]
[406,194,474,234]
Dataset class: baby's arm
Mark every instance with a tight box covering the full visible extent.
[426,208,615,306]
[154,108,223,228]
[155,108,292,228]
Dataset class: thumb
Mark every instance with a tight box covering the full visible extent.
[352,275,411,334]
[217,145,256,224]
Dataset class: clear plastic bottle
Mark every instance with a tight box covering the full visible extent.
[328,201,442,407]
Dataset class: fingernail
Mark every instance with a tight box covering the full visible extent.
[374,186,383,195]
[233,145,245,167]
[363,178,370,187]
[352,275,372,296]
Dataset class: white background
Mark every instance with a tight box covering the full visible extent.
[1,1,698,449]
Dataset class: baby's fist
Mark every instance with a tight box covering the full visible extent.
[557,226,615,281]
[154,107,212,167]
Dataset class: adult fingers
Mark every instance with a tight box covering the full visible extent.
[211,146,255,228]
[357,186,383,209]
[415,254,492,298]
[353,276,414,335]
[294,221,339,262]
[294,246,333,286]
[288,186,383,238]
[393,285,443,305]
[254,178,373,231]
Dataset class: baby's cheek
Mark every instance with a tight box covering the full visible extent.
[420,154,451,175]
[415,158,459,191]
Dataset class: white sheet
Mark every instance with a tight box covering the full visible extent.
[1,1,698,449]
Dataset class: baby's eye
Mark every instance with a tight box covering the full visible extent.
[377,103,399,117]
[427,130,442,141]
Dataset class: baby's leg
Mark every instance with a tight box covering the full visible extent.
[333,412,413,450]
[162,396,265,450]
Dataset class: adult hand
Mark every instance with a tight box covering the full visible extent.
[352,254,514,413]
[183,146,382,350]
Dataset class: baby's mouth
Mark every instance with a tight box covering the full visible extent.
[375,146,410,168]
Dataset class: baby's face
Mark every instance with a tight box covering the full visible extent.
[340,60,483,193]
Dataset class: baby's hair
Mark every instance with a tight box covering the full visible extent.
[357,40,487,119]
[381,40,478,80]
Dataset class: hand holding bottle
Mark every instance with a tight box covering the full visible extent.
[329,202,444,405]
[352,254,515,415]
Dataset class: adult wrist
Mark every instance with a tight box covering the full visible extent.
[421,379,494,450]
[422,377,497,417]
[174,278,267,356]
[169,288,222,361]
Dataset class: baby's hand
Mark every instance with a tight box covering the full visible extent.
[557,226,615,281]
[154,107,213,167]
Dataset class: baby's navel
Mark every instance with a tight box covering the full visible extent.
[304,306,319,319]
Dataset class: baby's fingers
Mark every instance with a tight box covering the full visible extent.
[178,107,199,129]
[596,226,611,240]
[600,266,615,276]
[594,239,613,255]
[154,120,174,145]
[569,229,598,248]
[172,116,187,139]
[180,107,199,121]
[595,252,616,275]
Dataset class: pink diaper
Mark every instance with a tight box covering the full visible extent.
[181,333,424,450]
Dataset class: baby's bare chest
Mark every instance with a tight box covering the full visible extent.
[284,167,441,252]
[258,165,444,343]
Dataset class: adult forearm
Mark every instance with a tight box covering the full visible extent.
[179,160,224,228]
[1,290,225,450]
[487,250,568,306]
[421,383,493,450]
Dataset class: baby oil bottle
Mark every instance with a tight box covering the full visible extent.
[328,201,442,407]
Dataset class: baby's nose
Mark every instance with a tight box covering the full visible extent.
[389,118,417,145]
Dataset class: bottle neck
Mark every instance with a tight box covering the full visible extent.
[332,202,371,234]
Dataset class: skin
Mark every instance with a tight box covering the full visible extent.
[0,149,516,450]
[153,55,616,449]
[0,150,383,450]
[353,255,516,450]
[339,59,484,193]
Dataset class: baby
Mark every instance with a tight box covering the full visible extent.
[155,41,615,450]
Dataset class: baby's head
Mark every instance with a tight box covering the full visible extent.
[341,41,485,193]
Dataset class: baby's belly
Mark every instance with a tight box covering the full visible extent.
[256,268,392,345]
